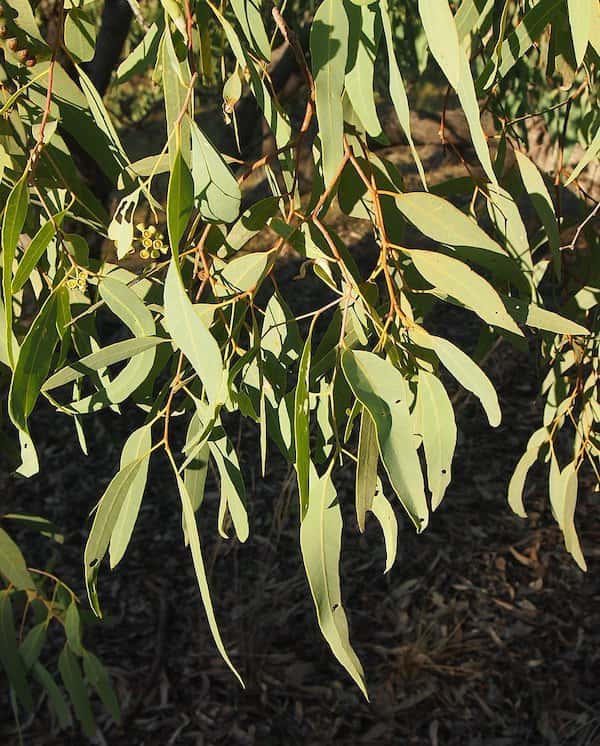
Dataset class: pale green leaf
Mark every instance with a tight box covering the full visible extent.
[341,350,428,531]
[163,261,226,406]
[84,456,150,616]
[566,125,600,185]
[300,464,367,697]
[415,369,456,510]
[173,469,244,685]
[368,482,398,574]
[409,249,523,336]
[294,325,314,520]
[191,121,241,223]
[109,424,152,568]
[355,407,378,532]
[311,0,349,186]
[507,428,547,517]
[410,326,501,427]
[64,8,96,62]
[418,0,461,88]
[567,0,593,66]
[379,0,427,188]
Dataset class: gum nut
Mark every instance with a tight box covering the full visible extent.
[67,279,77,289]
[140,249,150,259]
[17,48,28,61]
[148,225,157,235]
[6,37,18,50]
[25,57,36,67]
[0,27,7,39]
[142,238,152,248]
[151,249,160,259]
[136,223,145,231]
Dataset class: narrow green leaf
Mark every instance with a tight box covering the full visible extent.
[64,8,96,62]
[109,424,152,568]
[300,464,367,697]
[167,148,194,255]
[42,337,166,391]
[190,121,241,223]
[0,592,34,711]
[82,651,121,723]
[229,0,271,59]
[379,0,427,188]
[418,0,461,87]
[2,171,29,366]
[502,296,590,336]
[173,469,244,686]
[65,602,84,656]
[311,0,349,186]
[415,369,457,510]
[58,645,96,738]
[567,0,593,66]
[507,428,547,517]
[566,126,600,185]
[344,2,383,139]
[557,462,586,571]
[9,292,58,432]
[341,350,428,531]
[214,251,270,297]
[19,623,47,671]
[410,326,501,427]
[32,662,72,728]
[163,261,226,406]
[369,482,398,574]
[13,212,65,292]
[355,408,378,532]
[409,249,522,335]
[514,151,560,279]
[294,324,314,520]
[84,455,149,616]
[454,51,496,183]
[0,527,35,590]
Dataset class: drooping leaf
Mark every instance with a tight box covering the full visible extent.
[0,527,35,590]
[163,261,226,406]
[408,249,522,335]
[2,171,29,367]
[355,407,378,532]
[341,350,428,531]
[514,151,560,279]
[190,121,241,223]
[379,0,427,188]
[64,8,96,62]
[0,592,34,711]
[414,369,456,510]
[173,469,244,686]
[12,211,65,293]
[84,455,150,616]
[58,645,96,738]
[311,0,349,186]
[409,326,501,427]
[300,464,367,697]
[368,482,398,574]
[507,428,547,517]
[167,148,194,255]
[9,291,59,432]
[109,424,152,568]
[567,0,593,66]
[64,602,84,656]
[418,0,461,88]
[82,652,121,723]
[229,0,271,60]
[294,324,314,520]
[32,662,72,728]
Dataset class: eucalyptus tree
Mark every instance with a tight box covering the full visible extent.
[0,0,597,732]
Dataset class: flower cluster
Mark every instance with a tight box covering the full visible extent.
[66,268,89,292]
[136,223,168,260]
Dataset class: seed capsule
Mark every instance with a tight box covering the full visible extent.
[0,26,7,39]
[6,37,18,51]
[17,48,28,61]
[25,57,36,67]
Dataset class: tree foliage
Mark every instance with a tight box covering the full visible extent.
[0,0,598,731]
